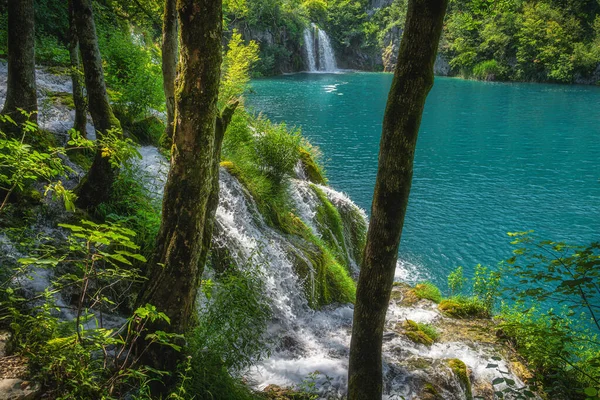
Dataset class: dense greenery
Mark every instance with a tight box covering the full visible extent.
[442,0,600,82]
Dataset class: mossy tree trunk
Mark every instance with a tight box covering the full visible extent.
[72,0,122,210]
[136,0,224,376]
[2,0,37,135]
[162,0,177,142]
[347,1,448,399]
[68,0,88,137]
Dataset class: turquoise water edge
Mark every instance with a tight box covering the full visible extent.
[247,72,600,290]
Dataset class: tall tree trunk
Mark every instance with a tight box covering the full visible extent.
[2,0,37,135]
[347,1,448,399]
[68,0,88,137]
[136,0,224,376]
[72,0,122,210]
[162,0,177,142]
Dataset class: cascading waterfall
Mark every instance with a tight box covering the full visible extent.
[317,28,338,72]
[302,27,317,72]
[135,146,531,399]
[303,24,338,73]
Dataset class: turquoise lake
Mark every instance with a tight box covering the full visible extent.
[247,72,600,288]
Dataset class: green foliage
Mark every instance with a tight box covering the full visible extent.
[498,232,600,398]
[100,29,164,120]
[472,264,501,314]
[0,115,94,214]
[472,59,506,80]
[448,266,467,297]
[185,264,271,399]
[96,160,162,261]
[442,0,600,82]
[221,31,261,107]
[0,220,186,399]
[413,282,442,303]
[35,35,70,66]
[312,185,349,267]
[254,118,302,184]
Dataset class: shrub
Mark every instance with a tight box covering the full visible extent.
[254,118,301,184]
[100,29,164,120]
[448,266,467,297]
[185,263,271,398]
[472,59,505,80]
[35,35,70,66]
[413,282,442,303]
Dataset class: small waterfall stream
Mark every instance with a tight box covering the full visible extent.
[303,24,338,73]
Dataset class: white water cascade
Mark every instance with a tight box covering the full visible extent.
[303,24,338,73]
[135,146,532,399]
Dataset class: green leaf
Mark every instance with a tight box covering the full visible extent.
[584,388,598,397]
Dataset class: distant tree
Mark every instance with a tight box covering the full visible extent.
[72,0,122,209]
[2,0,37,134]
[68,0,88,136]
[136,0,233,380]
[347,0,448,399]
[162,0,177,141]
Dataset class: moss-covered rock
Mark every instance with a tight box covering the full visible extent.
[47,91,75,109]
[412,283,442,303]
[311,185,350,268]
[399,320,438,346]
[299,147,326,184]
[439,297,489,319]
[419,382,444,400]
[447,358,472,400]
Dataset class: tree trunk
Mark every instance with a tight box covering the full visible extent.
[72,0,122,209]
[161,0,177,142]
[136,0,224,376]
[68,0,88,137]
[347,1,448,399]
[2,0,37,135]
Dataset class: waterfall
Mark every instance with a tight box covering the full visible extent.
[317,28,338,72]
[303,27,317,72]
[303,24,338,73]
[134,146,529,399]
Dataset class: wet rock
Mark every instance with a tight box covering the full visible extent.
[0,379,40,400]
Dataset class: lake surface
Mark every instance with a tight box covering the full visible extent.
[247,72,600,289]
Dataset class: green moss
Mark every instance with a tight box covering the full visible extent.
[288,231,356,308]
[438,297,489,319]
[447,358,472,400]
[127,115,165,146]
[47,91,75,109]
[420,382,443,400]
[413,282,442,303]
[299,147,326,184]
[311,185,349,268]
[68,149,94,170]
[401,320,438,346]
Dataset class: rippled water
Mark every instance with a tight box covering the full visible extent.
[248,73,600,287]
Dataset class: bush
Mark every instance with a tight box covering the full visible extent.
[35,35,70,66]
[413,282,442,303]
[185,264,271,398]
[100,30,164,120]
[254,118,301,184]
[472,59,505,80]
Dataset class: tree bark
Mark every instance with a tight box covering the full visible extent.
[136,0,224,376]
[347,1,448,399]
[68,0,88,137]
[2,0,37,135]
[162,0,177,142]
[72,0,122,209]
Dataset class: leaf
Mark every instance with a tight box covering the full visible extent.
[492,377,505,385]
[584,388,598,397]
[486,363,498,369]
